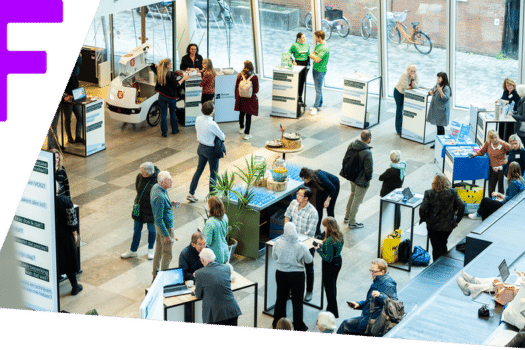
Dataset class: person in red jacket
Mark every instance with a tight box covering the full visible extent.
[234,60,259,141]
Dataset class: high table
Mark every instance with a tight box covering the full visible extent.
[434,135,476,173]
[263,236,324,316]
[377,189,428,272]
[474,110,516,146]
[270,65,306,119]
[444,146,489,195]
[143,271,257,326]
[340,73,382,129]
[401,88,434,144]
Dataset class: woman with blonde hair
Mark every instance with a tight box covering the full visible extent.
[419,175,464,261]
[199,58,216,104]
[202,196,229,264]
[275,317,293,330]
[393,64,419,135]
[234,60,259,140]
[470,129,510,196]
[150,58,189,137]
[314,217,344,318]
[50,148,70,199]
[379,150,406,229]
[503,134,525,177]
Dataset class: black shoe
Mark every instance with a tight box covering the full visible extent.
[161,134,167,138]
[71,284,83,296]
[430,144,435,149]
[172,130,179,135]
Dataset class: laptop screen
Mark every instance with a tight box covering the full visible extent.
[163,268,184,286]
[72,87,86,101]
[499,259,510,282]
[402,187,413,200]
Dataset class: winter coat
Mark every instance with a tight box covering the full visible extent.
[55,195,79,275]
[234,72,259,116]
[419,188,465,232]
[379,167,404,197]
[131,166,160,223]
[345,140,373,188]
[427,85,451,127]
[514,97,525,139]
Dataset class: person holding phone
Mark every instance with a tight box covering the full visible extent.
[337,258,397,335]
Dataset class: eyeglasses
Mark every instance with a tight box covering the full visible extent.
[369,269,381,274]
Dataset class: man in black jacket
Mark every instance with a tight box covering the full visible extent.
[178,231,206,281]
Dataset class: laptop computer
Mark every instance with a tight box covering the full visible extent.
[72,86,87,103]
[499,259,520,285]
[402,187,419,204]
[162,268,193,298]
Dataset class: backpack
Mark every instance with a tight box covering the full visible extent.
[364,298,405,336]
[397,238,411,263]
[238,74,253,98]
[411,245,430,266]
[340,146,362,182]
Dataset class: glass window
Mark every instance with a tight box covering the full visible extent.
[454,0,520,108]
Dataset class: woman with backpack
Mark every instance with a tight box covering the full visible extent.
[234,60,259,141]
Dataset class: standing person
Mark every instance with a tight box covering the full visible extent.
[393,64,419,135]
[187,101,225,203]
[469,129,510,196]
[503,135,525,177]
[63,53,84,144]
[178,231,206,281]
[50,149,70,199]
[498,78,520,140]
[121,162,160,260]
[195,248,242,326]
[314,217,343,318]
[284,187,318,302]
[289,32,310,106]
[299,167,340,237]
[203,196,229,264]
[309,30,330,115]
[55,190,82,295]
[180,43,204,71]
[337,259,397,335]
[427,72,451,149]
[234,60,259,140]
[469,162,525,220]
[199,58,216,104]
[151,171,180,279]
[272,222,313,331]
[150,58,189,137]
[379,150,406,230]
[343,130,373,229]
[419,174,464,261]
[513,85,525,147]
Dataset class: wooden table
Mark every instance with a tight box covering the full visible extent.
[265,145,304,160]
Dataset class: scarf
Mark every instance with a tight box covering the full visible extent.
[390,161,407,181]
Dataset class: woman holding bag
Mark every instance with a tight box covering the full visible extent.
[234,60,259,141]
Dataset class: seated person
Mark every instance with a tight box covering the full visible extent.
[178,231,206,281]
[317,311,337,333]
[337,258,397,335]
[469,162,525,220]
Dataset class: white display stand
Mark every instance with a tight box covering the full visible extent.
[214,69,238,123]
[85,99,106,156]
[182,75,202,126]
[474,110,516,146]
[401,88,435,144]
[12,150,59,312]
[270,65,305,119]
[434,135,476,173]
[341,73,382,129]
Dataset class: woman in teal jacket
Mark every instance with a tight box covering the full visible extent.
[203,196,229,264]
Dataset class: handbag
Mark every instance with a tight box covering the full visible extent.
[494,280,519,306]
[132,179,152,217]
[381,229,402,264]
[410,245,430,266]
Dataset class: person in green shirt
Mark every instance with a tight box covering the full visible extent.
[309,30,330,115]
[202,196,230,264]
[289,32,310,105]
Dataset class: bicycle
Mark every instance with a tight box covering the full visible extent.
[387,11,432,55]
[304,6,349,40]
[360,6,379,39]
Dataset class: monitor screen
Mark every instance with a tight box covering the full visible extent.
[72,87,86,101]
[499,259,510,282]
[163,268,184,286]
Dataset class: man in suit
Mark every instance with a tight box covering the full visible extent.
[194,248,241,326]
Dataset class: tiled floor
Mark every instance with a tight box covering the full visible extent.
[50,77,481,334]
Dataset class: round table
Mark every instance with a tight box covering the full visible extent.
[264,145,304,160]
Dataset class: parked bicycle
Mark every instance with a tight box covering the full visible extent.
[304,6,349,40]
[387,11,432,54]
[360,6,379,39]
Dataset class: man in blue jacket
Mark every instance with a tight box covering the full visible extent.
[337,258,397,335]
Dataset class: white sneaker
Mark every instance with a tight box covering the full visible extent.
[310,108,317,115]
[147,249,154,260]
[309,107,315,110]
[121,250,137,259]
[187,194,198,203]
[468,212,482,220]
[239,128,244,134]
[244,134,252,140]
[318,106,323,111]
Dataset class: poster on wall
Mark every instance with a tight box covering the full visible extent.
[11,150,58,312]
[86,99,106,156]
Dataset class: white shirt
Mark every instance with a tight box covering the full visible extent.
[195,115,225,147]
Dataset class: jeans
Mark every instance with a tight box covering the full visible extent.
[345,182,369,224]
[47,106,61,149]
[239,112,252,134]
[305,247,315,293]
[273,270,308,331]
[315,183,340,235]
[322,257,342,318]
[427,228,452,261]
[312,70,326,108]
[337,317,362,335]
[189,144,220,195]
[130,220,156,252]
[478,197,504,220]
[64,103,83,140]
[393,88,404,134]
[158,94,178,136]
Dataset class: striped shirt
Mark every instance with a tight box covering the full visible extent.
[285,200,318,237]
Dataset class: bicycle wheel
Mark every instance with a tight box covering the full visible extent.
[304,12,312,30]
[360,17,372,39]
[322,19,332,40]
[387,24,401,46]
[337,17,350,38]
[413,31,432,55]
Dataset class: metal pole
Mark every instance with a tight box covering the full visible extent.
[109,14,114,80]
[172,1,176,66]
[207,0,210,58]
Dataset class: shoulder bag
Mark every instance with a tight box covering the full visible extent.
[132,179,152,217]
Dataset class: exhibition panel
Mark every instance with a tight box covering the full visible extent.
[271,65,305,119]
[340,73,382,129]
[401,88,435,144]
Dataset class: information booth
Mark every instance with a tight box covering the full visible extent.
[401,88,434,144]
[270,65,305,119]
[340,73,382,129]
